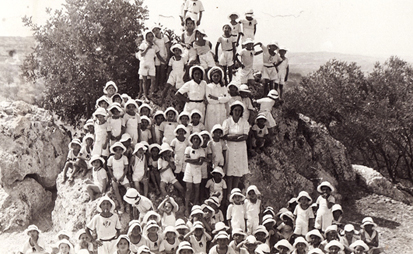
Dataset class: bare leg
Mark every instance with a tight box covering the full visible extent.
[223,66,228,85]
[279,84,284,99]
[160,181,167,197]
[112,181,125,212]
[193,183,200,205]
[173,181,185,196]
[142,178,149,197]
[134,181,142,194]
[228,65,233,83]
[142,76,149,97]
[227,176,234,197]
[185,182,193,216]
[149,76,156,96]
[61,162,72,183]
[233,177,241,190]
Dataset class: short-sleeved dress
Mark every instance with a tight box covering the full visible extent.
[222,116,249,177]
[124,112,141,145]
[205,82,230,131]
[315,195,335,232]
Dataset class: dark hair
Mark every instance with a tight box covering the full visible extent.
[112,94,122,101]
[209,68,224,87]
[229,105,244,118]
[191,67,204,80]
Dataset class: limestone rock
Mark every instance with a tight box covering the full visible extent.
[352,164,413,204]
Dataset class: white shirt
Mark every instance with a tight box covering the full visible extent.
[86,213,121,240]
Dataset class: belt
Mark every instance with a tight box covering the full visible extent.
[264,65,275,68]
[189,100,204,103]
[225,49,234,52]
[100,237,116,242]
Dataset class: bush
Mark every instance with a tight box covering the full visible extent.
[22,0,148,126]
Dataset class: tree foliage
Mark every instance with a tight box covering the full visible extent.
[22,0,148,125]
[285,57,413,183]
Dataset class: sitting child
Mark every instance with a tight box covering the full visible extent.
[62,138,82,183]
[85,155,108,201]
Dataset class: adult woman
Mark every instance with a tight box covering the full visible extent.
[222,101,250,193]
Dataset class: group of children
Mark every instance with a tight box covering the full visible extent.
[20,181,382,254]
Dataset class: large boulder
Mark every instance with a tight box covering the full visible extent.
[352,164,413,204]
[0,100,69,230]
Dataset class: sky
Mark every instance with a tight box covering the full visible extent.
[1,0,412,59]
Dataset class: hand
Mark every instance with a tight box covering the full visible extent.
[102,143,107,149]
[112,178,118,183]
[95,240,103,247]
[196,20,200,26]
[241,64,245,69]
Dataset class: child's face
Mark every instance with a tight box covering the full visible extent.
[186,20,195,31]
[201,134,209,146]
[228,86,238,96]
[141,119,149,130]
[91,160,102,168]
[87,125,94,132]
[254,232,266,242]
[177,129,186,137]
[332,210,342,220]
[279,50,287,57]
[131,226,141,236]
[148,227,158,234]
[192,69,202,82]
[28,230,39,239]
[166,232,175,240]
[246,244,257,252]
[211,73,221,84]
[245,43,254,50]
[113,97,122,104]
[278,246,289,254]
[296,243,306,251]
[191,114,200,124]
[212,173,222,182]
[155,115,165,125]
[194,228,203,237]
[177,228,187,235]
[111,108,121,117]
[72,143,81,152]
[310,235,321,246]
[181,250,193,254]
[248,190,258,202]
[195,31,204,40]
[269,45,278,52]
[136,148,145,157]
[174,48,182,57]
[354,246,366,254]
[85,138,93,147]
[136,36,143,45]
[229,14,238,21]
[164,202,173,213]
[233,195,242,204]
[152,28,161,37]
[257,119,267,128]
[326,231,337,241]
[364,225,373,232]
[180,116,189,125]
[233,234,244,243]
[146,32,154,43]
[141,108,150,116]
[117,238,130,251]
[100,200,112,213]
[328,246,340,254]
[96,115,105,122]
[166,111,176,121]
[126,104,137,114]
[217,238,227,247]
[106,86,116,96]
[202,208,212,218]
[246,16,253,21]
[191,136,201,148]
[59,243,70,254]
[122,140,131,148]
[151,148,160,158]
[99,101,109,109]
[79,233,90,242]
[223,25,232,35]
[212,130,223,139]
[344,231,354,238]
[321,186,331,195]
[114,147,124,156]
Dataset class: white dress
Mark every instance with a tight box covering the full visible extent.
[315,195,335,232]
[222,117,250,177]
[205,82,230,131]
[92,121,110,157]
[124,112,140,145]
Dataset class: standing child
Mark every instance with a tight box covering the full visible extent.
[190,109,205,133]
[103,81,118,104]
[205,67,230,131]
[124,99,141,145]
[181,17,197,69]
[152,25,171,93]
[228,12,241,47]
[192,29,215,75]
[315,181,335,232]
[130,142,149,197]
[183,0,205,26]
[152,110,165,145]
[274,46,289,99]
[205,166,227,204]
[108,103,126,145]
[139,104,153,118]
[85,196,121,254]
[159,226,180,254]
[144,220,162,253]
[226,83,241,117]
[158,143,185,197]
[238,84,255,125]
[244,185,261,235]
[160,107,179,145]
[305,229,324,250]
[85,155,108,201]
[236,39,262,86]
[257,41,281,95]
[208,124,227,168]
[294,191,315,237]
[184,221,212,254]
[183,133,206,216]
[62,138,82,183]
[139,116,153,144]
[170,125,190,185]
[199,130,212,202]
[215,24,236,84]
[158,196,179,228]
[255,90,279,134]
[240,10,257,43]
[163,44,188,98]
[148,144,162,195]
[178,111,191,140]
[107,142,130,212]
[227,188,246,232]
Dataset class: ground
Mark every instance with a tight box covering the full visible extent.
[1,190,412,254]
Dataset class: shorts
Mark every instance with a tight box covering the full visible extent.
[98,239,116,254]
[199,52,215,70]
[183,167,202,184]
[262,66,278,81]
[160,170,178,184]
[219,51,234,66]
[132,169,145,182]
[139,61,156,76]
[167,71,185,89]
[113,168,130,186]
[240,68,254,83]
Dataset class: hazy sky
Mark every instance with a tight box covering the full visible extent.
[1,0,412,59]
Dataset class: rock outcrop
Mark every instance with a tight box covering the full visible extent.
[352,164,413,204]
[0,100,70,231]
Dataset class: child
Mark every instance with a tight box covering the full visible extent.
[294,191,315,237]
[184,221,211,254]
[255,90,279,133]
[240,10,257,43]
[183,133,205,216]
[69,134,94,181]
[229,228,247,254]
[208,124,227,168]
[305,229,324,250]
[292,237,309,254]
[56,239,73,254]
[152,110,165,145]
[262,215,279,248]
[85,155,108,200]
[121,133,135,162]
[226,82,241,117]
[139,103,153,118]
[112,93,124,106]
[130,142,149,197]
[158,196,179,228]
[140,116,153,144]
[107,142,130,212]
[236,39,262,86]
[178,111,191,140]
[199,130,212,202]
[83,119,95,135]
[163,44,188,98]
[183,0,204,26]
[274,46,289,99]
[19,225,46,254]
[128,221,150,252]
[108,103,126,145]
[62,138,81,183]
[359,217,380,254]
[92,108,110,159]
[210,231,235,254]
[324,240,344,254]
[158,143,185,196]
[319,225,340,251]
[342,224,358,254]
[192,29,215,74]
[252,226,268,245]
[274,239,294,254]
[152,25,171,93]
[251,114,271,151]
[124,99,141,145]
[159,226,180,254]
[170,125,190,184]
[181,17,197,66]
[177,241,194,254]
[349,240,370,254]
[257,41,281,95]
[139,30,166,98]
[205,66,230,131]
[332,204,343,228]
[144,220,162,253]
[148,143,162,195]
[215,24,236,84]
[243,235,259,254]
[103,81,118,103]
[176,219,190,241]
[228,12,241,47]
[75,229,94,253]
[227,188,246,232]
[315,181,335,232]
[244,185,261,235]
[278,211,295,241]
[205,166,227,204]
[190,109,205,133]
[160,107,179,145]
[95,95,110,110]
[238,84,255,125]
[114,235,132,254]
[85,196,121,254]
[124,188,154,221]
